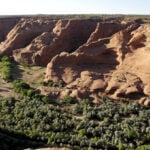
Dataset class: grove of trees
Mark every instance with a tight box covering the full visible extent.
[0,97,149,150]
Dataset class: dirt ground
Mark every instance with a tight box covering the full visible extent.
[0,63,46,97]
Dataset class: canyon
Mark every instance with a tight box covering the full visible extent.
[0,16,150,104]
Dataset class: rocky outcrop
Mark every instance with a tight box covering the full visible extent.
[13,19,98,65]
[0,18,126,66]
[45,22,150,102]
[0,16,149,102]
[87,22,125,43]
[0,18,56,55]
[138,97,150,106]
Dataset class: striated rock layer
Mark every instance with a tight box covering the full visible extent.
[0,16,150,102]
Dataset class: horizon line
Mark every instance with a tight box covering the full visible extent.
[0,13,150,16]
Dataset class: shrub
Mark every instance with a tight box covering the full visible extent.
[1,56,13,81]
[46,81,65,88]
[26,89,35,97]
[118,141,124,150]
[1,67,12,81]
[82,99,93,105]
[13,80,30,93]
[1,56,9,62]
[71,104,83,115]
[42,96,50,103]
[63,96,76,104]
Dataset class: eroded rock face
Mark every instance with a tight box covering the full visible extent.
[87,22,126,43]
[0,17,150,102]
[45,22,150,102]
[0,18,56,55]
[13,19,98,65]
[0,17,20,42]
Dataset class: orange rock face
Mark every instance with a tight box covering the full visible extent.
[0,18,56,56]
[44,20,150,101]
[1,18,97,65]
[0,17,150,101]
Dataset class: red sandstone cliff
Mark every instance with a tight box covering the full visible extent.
[0,18,56,55]
[13,19,97,65]
[44,21,150,102]
[0,17,150,102]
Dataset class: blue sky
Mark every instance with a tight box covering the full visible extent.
[0,0,150,15]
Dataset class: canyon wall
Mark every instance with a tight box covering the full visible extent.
[0,16,150,102]
[0,17,20,42]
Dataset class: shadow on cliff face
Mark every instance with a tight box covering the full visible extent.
[0,18,57,56]
[47,46,120,85]
[0,17,20,43]
[75,47,119,79]
[12,62,24,80]
[32,19,98,66]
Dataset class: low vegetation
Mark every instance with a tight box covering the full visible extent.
[0,97,149,150]
[0,56,13,81]
[42,80,65,88]
[13,79,49,103]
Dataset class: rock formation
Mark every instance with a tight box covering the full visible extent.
[0,18,56,56]
[0,16,150,102]
[44,21,150,101]
[0,18,98,65]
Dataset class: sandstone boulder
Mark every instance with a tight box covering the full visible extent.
[90,79,106,91]
[144,100,150,106]
[138,97,146,104]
